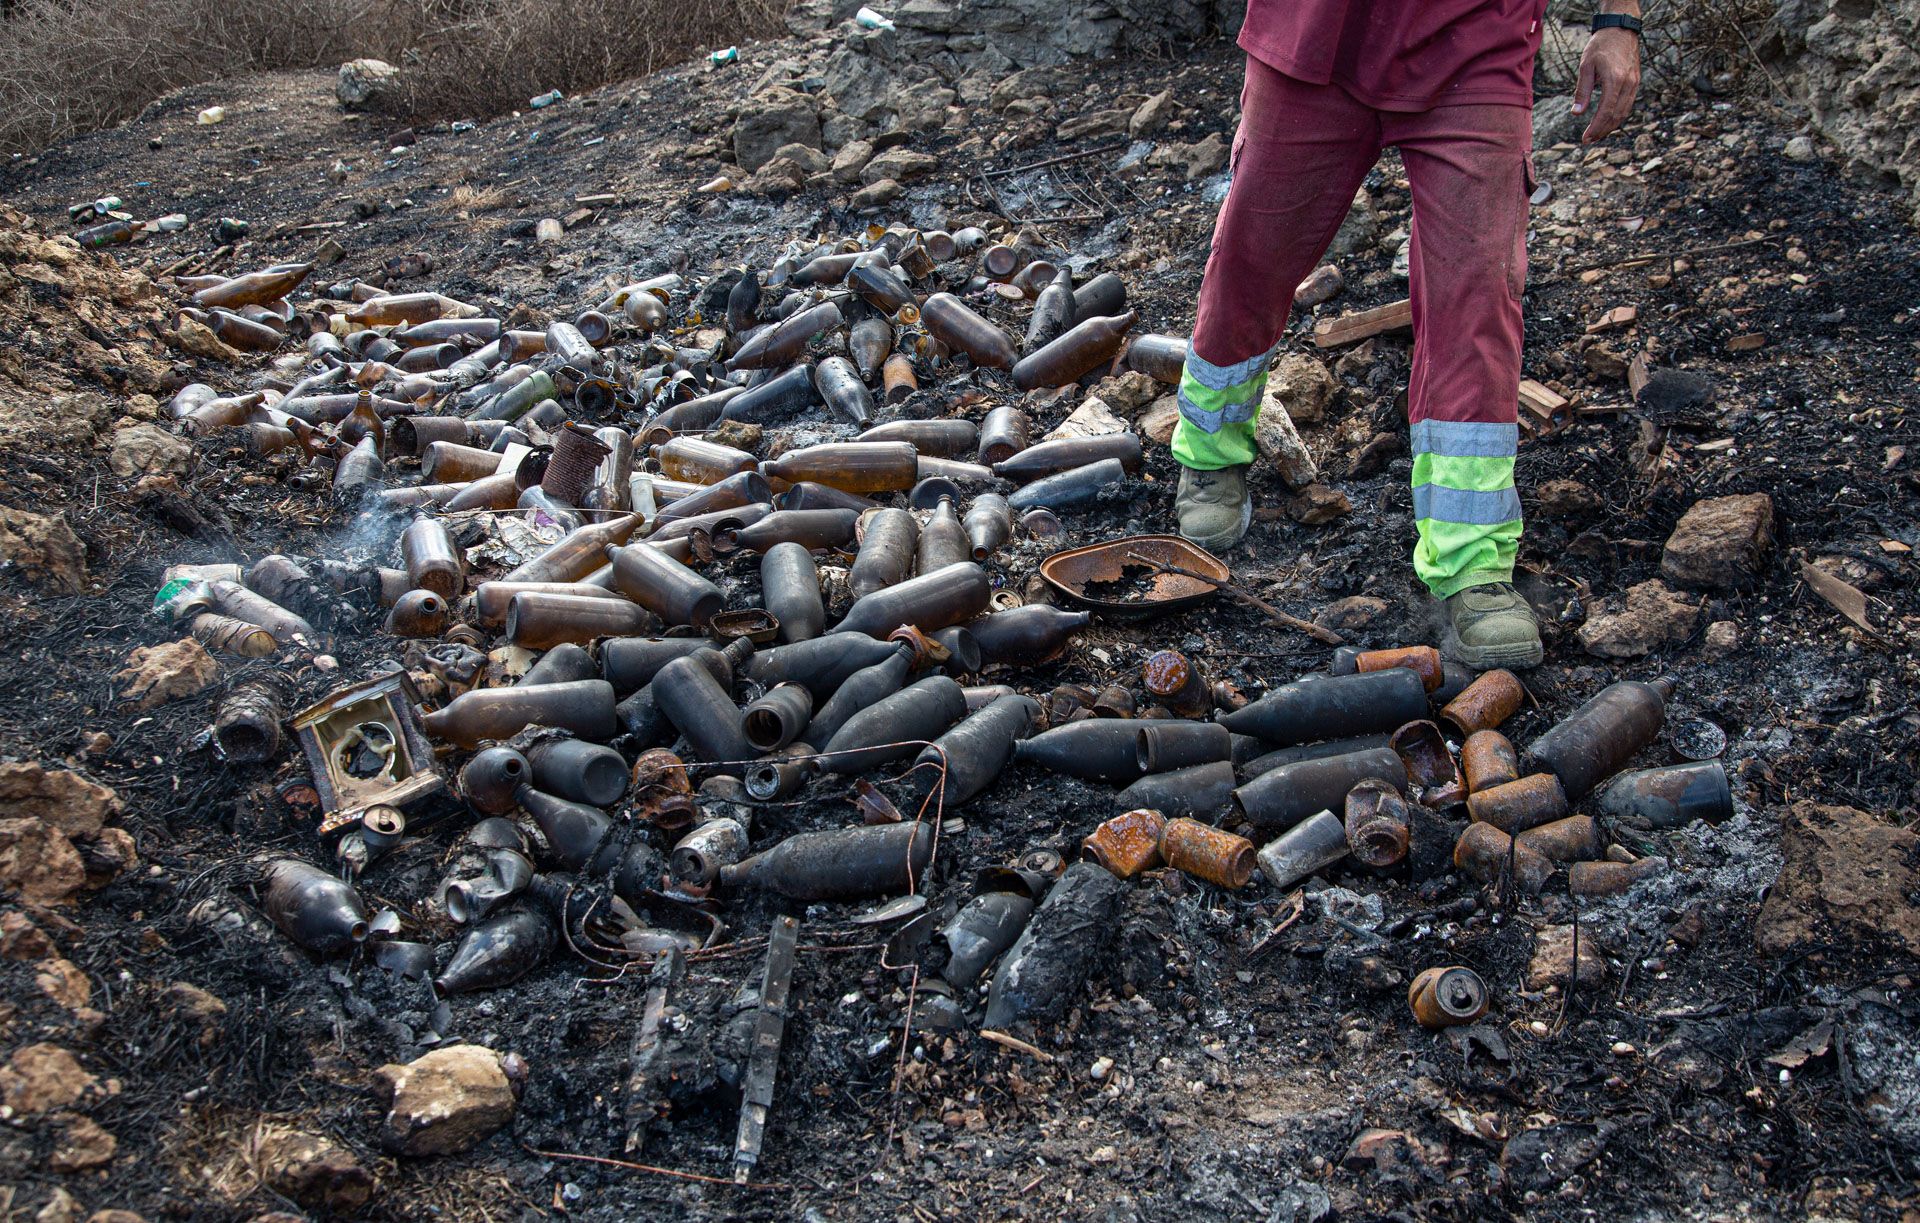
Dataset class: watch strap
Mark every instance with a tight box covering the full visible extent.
[1591,12,1644,34]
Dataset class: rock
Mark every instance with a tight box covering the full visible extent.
[1316,596,1388,632]
[1582,343,1628,379]
[831,139,875,184]
[1527,925,1609,990]
[861,147,939,185]
[74,827,135,889]
[113,638,218,711]
[819,109,867,150]
[0,763,120,839]
[336,59,399,110]
[1148,133,1229,182]
[0,818,87,904]
[1138,395,1180,445]
[0,507,88,593]
[989,68,1056,111]
[2,910,54,959]
[1342,1128,1426,1176]
[50,1115,117,1172]
[1057,107,1131,141]
[746,155,811,198]
[35,1187,80,1223]
[1088,371,1159,415]
[1755,802,1920,959]
[770,142,830,176]
[851,178,903,208]
[36,958,91,1009]
[166,316,245,363]
[373,1044,519,1156]
[1045,397,1127,441]
[1294,264,1344,308]
[1576,579,1700,658]
[1501,1122,1612,1194]
[1535,478,1601,520]
[83,1214,144,1223]
[252,1126,375,1213]
[1286,485,1351,525]
[821,47,895,122]
[1660,493,1774,589]
[894,87,956,134]
[1254,403,1319,490]
[1268,354,1336,423]
[1785,135,1817,162]
[1702,619,1742,656]
[1129,90,1174,138]
[0,1043,97,1115]
[1532,94,1583,149]
[108,425,191,479]
[1327,189,1377,256]
[158,982,228,1049]
[1844,1000,1920,1153]
[733,88,820,173]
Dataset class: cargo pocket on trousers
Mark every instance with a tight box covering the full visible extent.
[1510,156,1536,300]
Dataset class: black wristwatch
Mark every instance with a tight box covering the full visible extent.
[1591,12,1643,35]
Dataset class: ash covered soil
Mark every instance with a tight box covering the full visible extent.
[1,17,1918,1223]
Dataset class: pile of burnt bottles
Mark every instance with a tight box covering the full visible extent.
[153,219,1724,1041]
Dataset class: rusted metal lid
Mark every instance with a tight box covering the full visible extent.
[1037,534,1227,619]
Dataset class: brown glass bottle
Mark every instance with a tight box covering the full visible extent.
[346,293,481,325]
[421,441,503,483]
[729,300,844,370]
[991,432,1143,481]
[474,581,624,627]
[849,317,894,379]
[1522,676,1676,800]
[833,561,991,638]
[1010,312,1138,390]
[499,513,643,585]
[968,604,1090,666]
[859,419,978,459]
[882,353,918,403]
[1125,333,1188,383]
[1025,266,1077,353]
[920,293,1017,369]
[977,405,1031,465]
[607,544,725,627]
[917,497,969,574]
[717,508,859,554]
[655,436,757,485]
[193,263,313,310]
[400,517,465,598]
[505,591,652,648]
[848,508,919,600]
[760,442,918,494]
[963,494,1012,561]
[420,679,619,748]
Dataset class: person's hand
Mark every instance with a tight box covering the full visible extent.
[1573,27,1642,143]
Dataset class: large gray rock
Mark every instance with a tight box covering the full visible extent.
[821,46,896,121]
[1532,94,1583,149]
[733,89,821,173]
[336,59,399,111]
[1773,2,1920,221]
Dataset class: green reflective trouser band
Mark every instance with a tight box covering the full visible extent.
[1170,347,1267,470]
[1410,420,1521,599]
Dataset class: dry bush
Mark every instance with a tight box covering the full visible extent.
[0,0,785,156]
[377,0,788,121]
[1537,0,1782,94]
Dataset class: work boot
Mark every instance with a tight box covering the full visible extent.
[1174,464,1252,552]
[1442,581,1544,670]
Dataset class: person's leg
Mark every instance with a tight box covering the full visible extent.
[1388,102,1541,666]
[1172,57,1380,547]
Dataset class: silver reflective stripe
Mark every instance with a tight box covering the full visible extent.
[1183,346,1271,391]
[1412,483,1523,524]
[1178,388,1259,433]
[1410,420,1519,457]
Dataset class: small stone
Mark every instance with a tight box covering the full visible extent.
[113,639,218,712]
[36,958,91,1010]
[1784,135,1817,162]
[108,425,191,479]
[1327,189,1377,256]
[1702,619,1742,656]
[1316,596,1388,632]
[0,819,87,905]
[1576,579,1700,658]
[1128,90,1173,139]
[861,146,938,185]
[0,1043,97,1115]
[1138,395,1180,445]
[1535,478,1602,520]
[50,1115,117,1172]
[1148,133,1228,181]
[1268,354,1336,423]
[1660,493,1774,589]
[2,910,54,960]
[851,177,903,208]
[830,139,875,184]
[1057,107,1131,142]
[1294,264,1344,308]
[252,1126,375,1213]
[35,1187,80,1223]
[374,1045,519,1156]
[770,142,830,175]
[0,508,88,593]
[1582,343,1628,380]
[158,982,228,1049]
[1286,485,1351,526]
[0,764,121,839]
[1527,925,1610,990]
[1253,398,1319,490]
[1755,802,1920,959]
[1045,397,1127,441]
[744,156,809,198]
[1342,1128,1424,1175]
[1087,371,1159,415]
[1090,1056,1114,1081]
[83,1213,145,1223]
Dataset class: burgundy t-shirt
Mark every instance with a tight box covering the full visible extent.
[1239,0,1546,111]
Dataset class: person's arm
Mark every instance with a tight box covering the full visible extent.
[1574,0,1643,143]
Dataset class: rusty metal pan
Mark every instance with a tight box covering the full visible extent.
[1037,534,1226,620]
